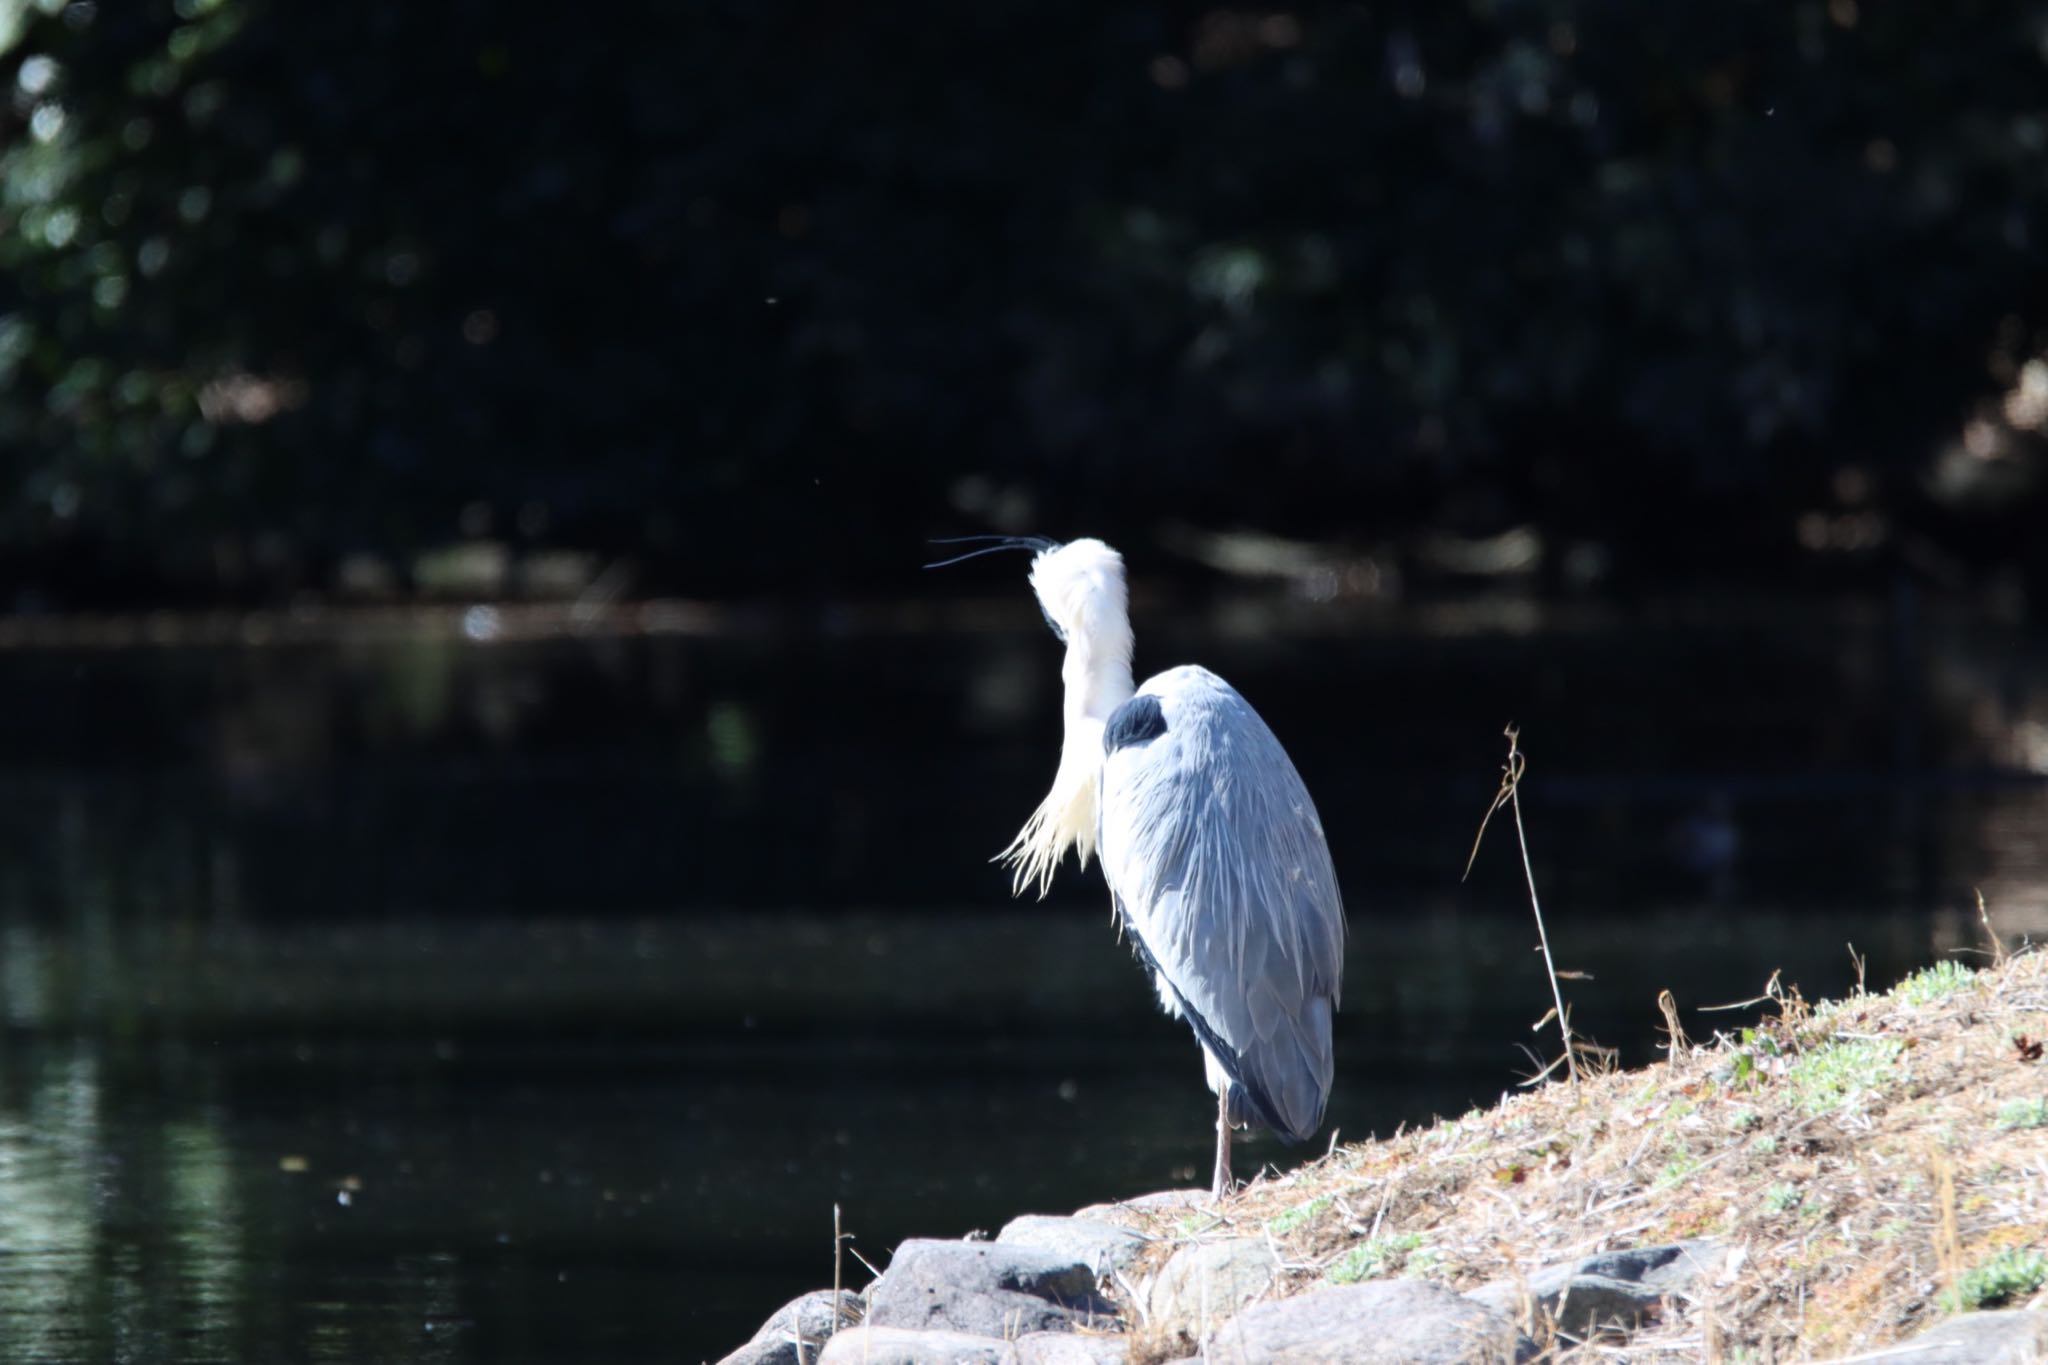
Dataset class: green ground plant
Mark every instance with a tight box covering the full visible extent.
[1782,1038,1904,1115]
[1993,1097,2048,1131]
[1897,961,1977,1007]
[1266,1196,1331,1235]
[1326,1232,1425,1284]
[1943,1248,2048,1311]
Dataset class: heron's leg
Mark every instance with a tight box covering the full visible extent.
[1211,1088,1232,1200]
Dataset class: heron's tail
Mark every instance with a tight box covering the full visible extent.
[1230,995,1336,1143]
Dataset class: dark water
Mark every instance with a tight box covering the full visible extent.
[1,591,2045,1362]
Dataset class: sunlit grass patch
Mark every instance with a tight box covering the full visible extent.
[1896,960,1976,1006]
[1993,1097,2048,1131]
[1655,1149,1703,1191]
[1265,1195,1330,1235]
[1782,1037,1903,1114]
[1762,1182,1802,1215]
[1942,1247,2048,1311]
[1326,1232,1425,1284]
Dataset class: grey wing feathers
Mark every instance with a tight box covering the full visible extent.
[1098,665,1346,1141]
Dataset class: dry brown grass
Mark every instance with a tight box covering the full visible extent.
[1111,949,2048,1362]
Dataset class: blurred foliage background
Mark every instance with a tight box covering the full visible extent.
[4,0,2048,608]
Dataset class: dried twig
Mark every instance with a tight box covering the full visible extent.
[1467,725,1581,1083]
[1657,990,1691,1058]
[832,1203,849,1332]
[1977,889,2009,969]
[1929,1147,1960,1306]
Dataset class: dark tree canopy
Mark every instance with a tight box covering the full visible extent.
[3,0,2047,606]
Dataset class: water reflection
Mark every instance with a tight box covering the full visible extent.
[0,1050,254,1361]
[0,1047,103,1363]
[165,1120,241,1361]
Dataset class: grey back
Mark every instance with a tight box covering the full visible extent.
[1097,665,1346,1141]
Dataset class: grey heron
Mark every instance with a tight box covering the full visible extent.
[941,535,1347,1199]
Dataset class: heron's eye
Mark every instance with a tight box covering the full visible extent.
[1039,604,1067,643]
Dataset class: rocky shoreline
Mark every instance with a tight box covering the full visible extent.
[717,1193,2045,1363]
[717,953,2048,1363]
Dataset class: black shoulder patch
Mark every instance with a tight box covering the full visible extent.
[1103,693,1167,755]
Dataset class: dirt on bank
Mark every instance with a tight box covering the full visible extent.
[1112,948,2048,1362]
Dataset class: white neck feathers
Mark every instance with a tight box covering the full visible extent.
[999,541,1136,897]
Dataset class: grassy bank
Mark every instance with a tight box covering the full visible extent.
[1121,948,2048,1361]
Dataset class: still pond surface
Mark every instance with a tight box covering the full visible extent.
[0,590,2043,1362]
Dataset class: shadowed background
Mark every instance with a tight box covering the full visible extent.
[3,2,2048,1362]
[4,0,2048,605]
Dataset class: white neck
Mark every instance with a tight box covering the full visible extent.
[1062,622,1137,741]
[1000,620,1135,898]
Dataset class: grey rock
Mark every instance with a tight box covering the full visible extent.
[1466,1240,1729,1336]
[1012,1331,1129,1364]
[1208,1279,1521,1364]
[1073,1189,1209,1223]
[816,1326,1017,1365]
[1145,1238,1283,1341]
[867,1239,1116,1338]
[998,1215,1150,1279]
[718,1289,863,1365]
[1844,1309,2048,1364]
[717,1338,795,1365]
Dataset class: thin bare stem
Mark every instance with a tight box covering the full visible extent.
[1657,989,1691,1057]
[1462,754,1514,883]
[1930,1146,1960,1307]
[832,1203,847,1333]
[1977,889,2009,969]
[1474,725,1581,1083]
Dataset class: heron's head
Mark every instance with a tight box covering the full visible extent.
[1026,538,1129,653]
